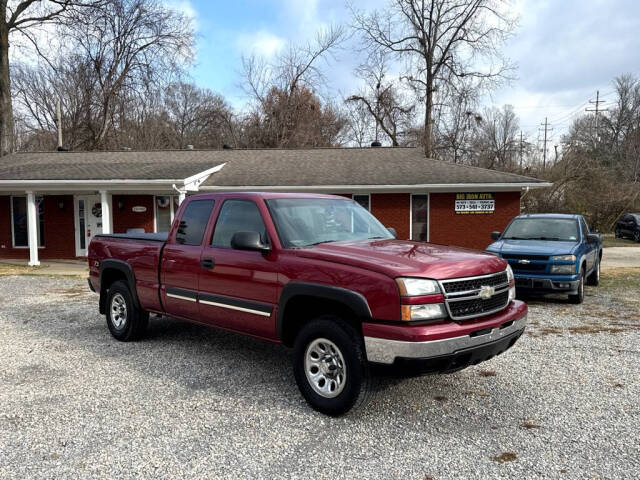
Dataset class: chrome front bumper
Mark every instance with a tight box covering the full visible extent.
[364,314,527,365]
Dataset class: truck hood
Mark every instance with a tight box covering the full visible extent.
[294,239,507,280]
[488,239,578,256]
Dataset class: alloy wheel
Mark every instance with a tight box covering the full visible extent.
[110,293,128,329]
[304,338,347,398]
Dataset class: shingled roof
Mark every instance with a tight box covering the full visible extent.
[0,147,548,188]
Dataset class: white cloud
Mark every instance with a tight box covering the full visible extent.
[165,0,199,29]
[236,30,286,58]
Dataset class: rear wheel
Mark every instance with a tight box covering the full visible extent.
[293,315,372,416]
[569,270,585,304]
[106,280,149,341]
[634,231,640,243]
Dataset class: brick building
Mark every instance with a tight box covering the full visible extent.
[0,147,550,265]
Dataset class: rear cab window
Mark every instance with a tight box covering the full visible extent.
[175,199,215,245]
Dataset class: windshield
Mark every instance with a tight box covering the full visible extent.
[502,218,579,242]
[266,197,394,248]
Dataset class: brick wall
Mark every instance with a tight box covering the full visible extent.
[0,195,76,259]
[429,192,521,250]
[371,193,411,240]
[112,195,155,233]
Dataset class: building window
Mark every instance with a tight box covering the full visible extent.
[353,194,370,211]
[11,196,45,248]
[155,195,180,233]
[411,194,429,241]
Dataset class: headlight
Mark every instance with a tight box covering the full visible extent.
[551,264,575,274]
[552,254,576,262]
[506,264,514,282]
[396,277,441,296]
[401,303,447,321]
[506,264,516,303]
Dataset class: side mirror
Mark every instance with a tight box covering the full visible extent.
[586,233,600,243]
[387,227,398,238]
[230,231,271,252]
[491,231,501,241]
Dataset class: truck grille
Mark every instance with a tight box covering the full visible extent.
[502,254,549,261]
[448,291,510,319]
[511,263,546,272]
[442,272,508,294]
[439,271,511,321]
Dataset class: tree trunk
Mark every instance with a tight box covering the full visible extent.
[423,87,433,158]
[0,19,14,156]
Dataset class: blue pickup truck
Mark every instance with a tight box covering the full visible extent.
[486,214,603,303]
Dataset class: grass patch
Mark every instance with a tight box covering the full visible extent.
[0,264,39,276]
[602,234,639,248]
[599,268,640,291]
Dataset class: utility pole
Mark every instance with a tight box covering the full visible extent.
[519,131,524,171]
[56,100,63,149]
[585,90,608,140]
[539,117,553,170]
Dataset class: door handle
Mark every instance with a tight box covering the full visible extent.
[201,258,214,269]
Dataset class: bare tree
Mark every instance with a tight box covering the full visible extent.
[341,99,375,147]
[351,0,516,158]
[472,104,519,170]
[345,52,415,146]
[1,0,102,154]
[240,25,346,147]
[164,81,235,149]
[61,0,194,148]
[433,80,480,163]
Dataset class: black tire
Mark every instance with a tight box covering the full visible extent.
[105,280,149,341]
[293,315,372,416]
[569,269,585,304]
[634,231,640,243]
[586,257,600,286]
[615,228,622,238]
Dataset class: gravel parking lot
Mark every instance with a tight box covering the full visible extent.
[0,272,638,479]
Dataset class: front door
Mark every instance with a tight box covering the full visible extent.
[75,195,103,256]
[198,198,279,339]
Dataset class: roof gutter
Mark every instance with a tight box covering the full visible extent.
[199,182,553,193]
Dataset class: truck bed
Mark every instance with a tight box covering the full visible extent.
[90,233,166,313]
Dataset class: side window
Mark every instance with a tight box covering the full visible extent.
[580,218,590,236]
[211,200,267,248]
[175,200,214,245]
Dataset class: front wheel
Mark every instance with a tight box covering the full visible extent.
[569,270,585,304]
[293,316,372,416]
[634,231,640,243]
[615,228,622,238]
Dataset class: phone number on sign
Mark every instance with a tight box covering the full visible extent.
[455,199,495,214]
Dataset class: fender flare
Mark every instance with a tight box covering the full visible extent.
[276,282,372,341]
[98,259,141,313]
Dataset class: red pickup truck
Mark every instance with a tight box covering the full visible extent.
[88,192,527,415]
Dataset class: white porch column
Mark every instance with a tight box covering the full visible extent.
[26,191,40,266]
[100,190,112,234]
[178,191,186,205]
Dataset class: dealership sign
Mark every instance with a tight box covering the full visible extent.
[455,193,495,214]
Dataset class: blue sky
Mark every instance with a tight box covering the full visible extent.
[178,0,640,145]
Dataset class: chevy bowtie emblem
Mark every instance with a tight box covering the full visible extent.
[519,259,531,264]
[478,285,495,299]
